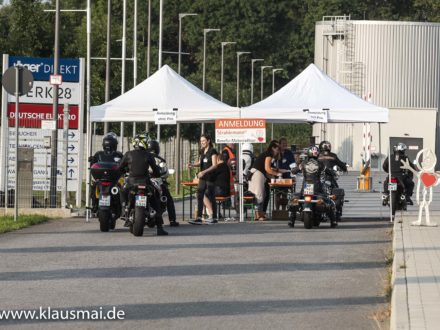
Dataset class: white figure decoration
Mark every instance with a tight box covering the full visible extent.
[400,149,440,226]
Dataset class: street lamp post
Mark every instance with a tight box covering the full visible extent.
[251,58,264,104]
[49,0,60,208]
[220,41,236,102]
[103,0,111,134]
[158,0,163,69]
[43,2,90,210]
[272,68,283,94]
[271,68,283,140]
[202,28,220,91]
[146,0,151,77]
[260,65,273,100]
[176,13,197,194]
[202,28,220,133]
[178,13,197,75]
[236,51,251,107]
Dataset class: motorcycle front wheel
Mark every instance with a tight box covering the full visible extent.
[303,212,313,229]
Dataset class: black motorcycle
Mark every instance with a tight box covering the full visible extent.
[322,165,345,221]
[150,159,174,215]
[289,179,337,229]
[90,162,122,232]
[382,176,407,221]
[125,178,157,237]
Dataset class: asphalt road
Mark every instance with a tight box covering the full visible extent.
[0,217,391,330]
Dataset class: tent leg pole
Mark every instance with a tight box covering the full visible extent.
[176,123,181,194]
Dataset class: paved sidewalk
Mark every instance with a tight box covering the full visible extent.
[391,215,440,330]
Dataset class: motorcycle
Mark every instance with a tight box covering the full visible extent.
[289,174,337,229]
[150,159,175,217]
[90,162,123,232]
[322,165,345,221]
[382,175,407,221]
[289,184,337,229]
[125,178,157,237]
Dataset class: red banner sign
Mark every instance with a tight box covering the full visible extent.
[7,103,79,129]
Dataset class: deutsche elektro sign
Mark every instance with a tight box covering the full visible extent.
[8,56,80,82]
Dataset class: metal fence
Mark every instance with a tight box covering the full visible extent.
[0,122,200,209]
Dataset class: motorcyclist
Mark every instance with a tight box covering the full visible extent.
[293,146,326,194]
[119,132,168,236]
[382,142,415,205]
[318,141,347,184]
[88,132,123,214]
[146,139,180,227]
[291,146,337,227]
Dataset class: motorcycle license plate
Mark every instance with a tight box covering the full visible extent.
[304,183,314,195]
[99,195,111,206]
[135,195,147,207]
[388,183,398,191]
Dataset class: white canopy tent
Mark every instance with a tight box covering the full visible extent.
[241,63,389,123]
[90,64,239,122]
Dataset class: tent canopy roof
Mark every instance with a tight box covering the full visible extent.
[241,63,389,123]
[90,65,238,123]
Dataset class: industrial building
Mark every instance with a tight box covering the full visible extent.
[314,17,440,170]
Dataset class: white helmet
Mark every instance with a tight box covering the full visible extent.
[242,143,253,153]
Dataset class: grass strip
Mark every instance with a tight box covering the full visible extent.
[0,215,51,234]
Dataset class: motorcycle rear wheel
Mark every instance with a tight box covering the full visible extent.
[132,206,146,237]
[98,209,111,232]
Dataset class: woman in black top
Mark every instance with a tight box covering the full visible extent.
[248,140,288,220]
[188,134,218,224]
[202,150,231,220]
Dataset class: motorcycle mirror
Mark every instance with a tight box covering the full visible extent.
[168,169,175,175]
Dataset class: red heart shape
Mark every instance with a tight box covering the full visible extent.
[257,137,264,142]
[421,172,437,188]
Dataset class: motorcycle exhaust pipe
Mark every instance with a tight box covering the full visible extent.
[111,187,119,195]
[149,209,156,217]
[160,196,167,203]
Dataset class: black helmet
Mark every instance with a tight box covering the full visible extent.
[147,140,160,155]
[102,132,118,152]
[319,140,331,152]
[394,142,407,154]
[132,132,151,150]
[307,146,320,158]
